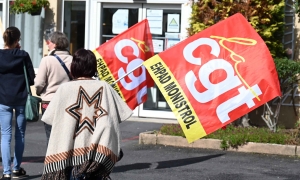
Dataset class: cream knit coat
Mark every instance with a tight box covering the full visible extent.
[34,51,73,102]
[41,80,132,180]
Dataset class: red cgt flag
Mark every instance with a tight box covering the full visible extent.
[93,19,154,110]
[143,13,281,143]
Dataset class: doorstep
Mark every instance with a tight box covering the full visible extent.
[139,131,300,157]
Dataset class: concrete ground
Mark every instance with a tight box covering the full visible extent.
[2,117,300,180]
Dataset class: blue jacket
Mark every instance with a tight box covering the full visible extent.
[0,48,35,106]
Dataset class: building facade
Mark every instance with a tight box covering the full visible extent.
[1,0,191,119]
[59,0,192,119]
[1,0,298,123]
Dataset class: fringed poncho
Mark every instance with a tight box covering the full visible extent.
[41,80,132,180]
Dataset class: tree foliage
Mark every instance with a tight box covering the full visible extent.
[188,0,286,58]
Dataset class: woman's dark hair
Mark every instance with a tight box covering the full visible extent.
[3,27,20,47]
[71,49,97,79]
[48,31,69,50]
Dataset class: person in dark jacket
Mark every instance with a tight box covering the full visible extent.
[0,27,35,180]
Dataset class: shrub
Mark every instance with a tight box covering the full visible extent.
[274,57,300,86]
[159,124,299,150]
[159,124,186,137]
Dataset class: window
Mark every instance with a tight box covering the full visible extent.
[64,1,86,54]
[143,8,181,111]
[101,8,138,44]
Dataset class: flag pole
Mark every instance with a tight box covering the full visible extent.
[111,63,144,86]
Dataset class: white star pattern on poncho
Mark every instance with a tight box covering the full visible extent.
[66,86,108,138]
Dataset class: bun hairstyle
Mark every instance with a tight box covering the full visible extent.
[3,27,21,48]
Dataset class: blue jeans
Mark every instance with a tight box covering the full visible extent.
[0,104,26,175]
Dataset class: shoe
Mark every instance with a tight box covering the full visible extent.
[1,174,11,180]
[12,168,26,179]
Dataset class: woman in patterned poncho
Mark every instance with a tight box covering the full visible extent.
[41,49,132,180]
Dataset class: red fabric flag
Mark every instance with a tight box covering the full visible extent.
[143,13,281,143]
[93,19,154,110]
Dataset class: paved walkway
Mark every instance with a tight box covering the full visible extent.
[5,116,297,180]
[1,117,168,179]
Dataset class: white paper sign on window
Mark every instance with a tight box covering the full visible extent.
[112,9,129,34]
[152,39,164,53]
[165,39,180,49]
[146,9,163,35]
[167,14,180,33]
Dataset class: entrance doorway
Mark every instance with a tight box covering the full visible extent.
[100,3,182,119]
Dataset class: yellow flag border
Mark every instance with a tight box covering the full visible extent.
[93,50,125,100]
[143,55,207,143]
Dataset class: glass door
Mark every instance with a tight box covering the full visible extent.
[138,4,181,119]
[100,3,142,116]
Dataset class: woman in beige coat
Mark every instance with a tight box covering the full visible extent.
[34,31,73,144]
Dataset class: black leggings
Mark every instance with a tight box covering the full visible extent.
[42,106,52,145]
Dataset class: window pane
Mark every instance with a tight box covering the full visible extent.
[101,8,138,44]
[64,1,86,55]
[143,9,181,111]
